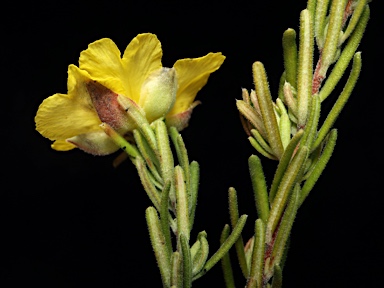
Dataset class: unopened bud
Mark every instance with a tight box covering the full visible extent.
[67,130,119,155]
[139,67,178,123]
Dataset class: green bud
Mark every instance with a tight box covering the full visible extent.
[139,67,178,123]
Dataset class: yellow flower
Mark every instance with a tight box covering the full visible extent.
[35,33,225,155]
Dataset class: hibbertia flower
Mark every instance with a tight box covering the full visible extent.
[35,33,225,155]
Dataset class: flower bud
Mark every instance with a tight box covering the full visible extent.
[139,67,177,123]
[67,130,119,155]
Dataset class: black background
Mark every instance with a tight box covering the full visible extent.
[3,0,383,287]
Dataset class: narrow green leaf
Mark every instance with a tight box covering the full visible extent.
[193,215,248,281]
[175,166,190,242]
[99,122,140,158]
[118,94,159,153]
[266,146,308,242]
[228,187,249,278]
[190,236,201,262]
[269,130,304,202]
[220,225,236,288]
[282,28,298,88]
[155,120,175,185]
[283,82,298,116]
[189,161,200,230]
[276,98,288,119]
[279,113,292,150]
[319,6,369,102]
[300,129,337,206]
[271,184,300,268]
[146,207,171,288]
[135,156,161,210]
[307,0,316,20]
[313,52,361,151]
[169,127,190,189]
[244,236,254,272]
[160,181,173,258]
[133,129,162,184]
[249,136,278,161]
[180,234,192,288]
[340,0,368,44]
[302,144,322,181]
[242,88,251,104]
[271,265,283,288]
[314,0,331,50]
[140,123,159,155]
[176,135,190,188]
[253,62,284,158]
[278,72,286,103]
[273,102,281,123]
[297,9,314,128]
[321,0,349,74]
[192,232,209,276]
[169,214,178,235]
[246,219,266,288]
[248,156,270,223]
[279,236,290,271]
[250,129,275,156]
[237,100,267,139]
[301,94,321,150]
[171,252,183,288]
[250,90,261,114]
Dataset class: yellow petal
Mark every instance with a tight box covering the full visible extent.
[168,52,225,116]
[79,34,163,104]
[35,65,101,141]
[121,33,163,103]
[79,38,127,98]
[51,140,76,151]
